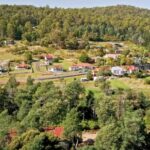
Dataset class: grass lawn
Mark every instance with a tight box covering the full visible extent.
[111,78,150,97]
[54,59,74,70]
[110,78,130,90]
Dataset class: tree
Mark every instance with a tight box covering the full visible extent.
[86,70,93,80]
[5,75,18,98]
[23,133,61,150]
[0,20,7,38]
[65,80,85,110]
[7,23,16,39]
[24,52,32,64]
[27,76,34,86]
[79,53,90,63]
[63,108,81,150]
[96,58,105,66]
[95,91,149,150]
[99,80,111,95]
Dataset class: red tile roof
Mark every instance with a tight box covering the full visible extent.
[126,65,138,71]
[17,64,29,68]
[45,54,54,59]
[71,63,94,68]
[40,54,54,59]
[44,126,64,138]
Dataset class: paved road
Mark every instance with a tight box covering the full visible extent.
[0,71,86,84]
[36,72,85,81]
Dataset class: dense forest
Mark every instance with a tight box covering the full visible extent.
[0,76,150,150]
[0,5,150,49]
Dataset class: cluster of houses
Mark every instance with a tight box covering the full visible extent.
[0,49,150,82]
[111,65,139,76]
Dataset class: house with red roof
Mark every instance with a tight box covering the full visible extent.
[15,63,30,70]
[39,53,54,65]
[125,65,139,74]
[43,126,64,138]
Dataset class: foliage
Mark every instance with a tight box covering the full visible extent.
[79,53,91,63]
[86,71,93,80]
[95,90,149,150]
[145,77,150,85]
[0,5,149,50]
[65,80,85,110]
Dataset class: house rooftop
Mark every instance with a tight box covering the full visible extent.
[43,126,64,138]
[16,64,29,68]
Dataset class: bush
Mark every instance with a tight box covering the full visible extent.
[79,54,91,63]
[133,71,143,78]
[81,120,99,130]
[88,120,99,130]
[145,77,150,85]
[53,57,60,63]
[87,71,93,80]
[81,120,89,130]
[98,70,112,76]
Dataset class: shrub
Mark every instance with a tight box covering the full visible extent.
[88,120,99,130]
[98,70,112,76]
[87,71,93,80]
[81,120,89,130]
[79,54,91,63]
[53,57,60,63]
[145,77,150,85]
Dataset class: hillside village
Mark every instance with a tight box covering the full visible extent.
[0,41,150,84]
[0,4,150,150]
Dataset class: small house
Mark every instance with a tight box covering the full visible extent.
[39,54,54,65]
[43,126,64,138]
[80,77,89,82]
[69,65,80,71]
[93,76,104,81]
[69,63,95,71]
[111,66,126,76]
[125,65,139,74]
[15,64,30,70]
[136,63,150,71]
[49,65,64,72]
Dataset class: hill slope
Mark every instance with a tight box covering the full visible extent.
[0,5,150,49]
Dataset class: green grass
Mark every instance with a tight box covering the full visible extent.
[54,59,75,70]
[110,79,130,90]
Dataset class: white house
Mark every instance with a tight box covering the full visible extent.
[69,63,95,71]
[93,76,104,81]
[80,77,88,82]
[111,66,126,76]
[49,65,64,72]
[69,65,80,71]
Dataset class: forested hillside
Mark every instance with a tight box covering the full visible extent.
[0,5,150,49]
[0,76,150,150]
